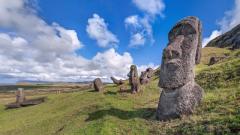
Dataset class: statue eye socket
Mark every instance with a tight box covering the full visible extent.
[169,24,196,41]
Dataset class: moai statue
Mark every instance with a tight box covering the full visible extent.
[140,68,154,85]
[16,88,26,104]
[111,77,124,85]
[93,78,104,92]
[156,17,204,121]
[128,65,140,94]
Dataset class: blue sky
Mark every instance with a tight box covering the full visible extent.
[0,0,239,83]
[37,0,233,65]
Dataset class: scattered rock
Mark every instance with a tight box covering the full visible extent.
[140,68,154,85]
[208,56,227,66]
[206,24,240,49]
[128,65,140,93]
[111,77,124,85]
[156,16,204,121]
[93,78,104,92]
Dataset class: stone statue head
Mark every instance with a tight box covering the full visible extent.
[130,65,138,77]
[159,16,202,89]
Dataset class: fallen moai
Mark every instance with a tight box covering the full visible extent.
[5,89,46,109]
[156,16,204,121]
[111,77,124,85]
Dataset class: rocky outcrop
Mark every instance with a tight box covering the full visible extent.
[206,24,240,49]
[140,68,154,85]
[156,16,204,121]
[128,65,140,94]
[93,78,104,92]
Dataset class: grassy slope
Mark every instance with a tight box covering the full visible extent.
[0,47,239,135]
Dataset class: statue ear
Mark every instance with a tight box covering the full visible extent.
[195,21,202,64]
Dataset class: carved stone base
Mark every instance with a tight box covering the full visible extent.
[156,81,203,121]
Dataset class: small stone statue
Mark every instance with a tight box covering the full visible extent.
[16,88,25,103]
[128,65,140,93]
[140,68,154,85]
[156,16,204,121]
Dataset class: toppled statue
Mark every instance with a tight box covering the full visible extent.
[93,78,104,92]
[5,89,46,109]
[111,77,124,85]
[156,16,204,121]
[128,65,140,94]
[140,68,154,85]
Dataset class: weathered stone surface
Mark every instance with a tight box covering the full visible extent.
[111,77,124,85]
[140,68,154,85]
[16,89,25,103]
[156,16,204,121]
[128,65,140,93]
[93,78,104,92]
[206,24,240,49]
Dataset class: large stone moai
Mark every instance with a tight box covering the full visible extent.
[140,68,154,85]
[16,88,25,104]
[93,78,104,92]
[128,65,140,94]
[156,17,204,121]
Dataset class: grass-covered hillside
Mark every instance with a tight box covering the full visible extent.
[0,47,239,135]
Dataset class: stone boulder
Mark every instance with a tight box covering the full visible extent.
[93,78,104,92]
[156,16,204,121]
[140,68,154,85]
[128,65,140,94]
[208,56,227,66]
[206,24,240,49]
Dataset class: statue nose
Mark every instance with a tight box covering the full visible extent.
[165,43,181,59]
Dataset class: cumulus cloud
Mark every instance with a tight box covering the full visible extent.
[132,0,165,17]
[0,0,136,83]
[202,30,222,47]
[125,15,154,47]
[125,0,165,48]
[203,0,240,47]
[86,14,119,48]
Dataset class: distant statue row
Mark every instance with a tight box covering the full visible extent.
[93,16,204,121]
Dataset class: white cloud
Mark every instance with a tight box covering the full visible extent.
[132,0,165,17]
[86,14,119,48]
[202,30,222,47]
[125,15,153,47]
[0,0,137,83]
[129,33,146,47]
[126,0,164,47]
[203,0,240,47]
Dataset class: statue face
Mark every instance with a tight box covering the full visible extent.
[159,17,201,89]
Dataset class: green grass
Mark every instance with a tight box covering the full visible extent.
[0,47,239,135]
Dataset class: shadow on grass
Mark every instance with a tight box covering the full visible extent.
[85,107,156,121]
[118,89,132,93]
[104,91,117,95]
